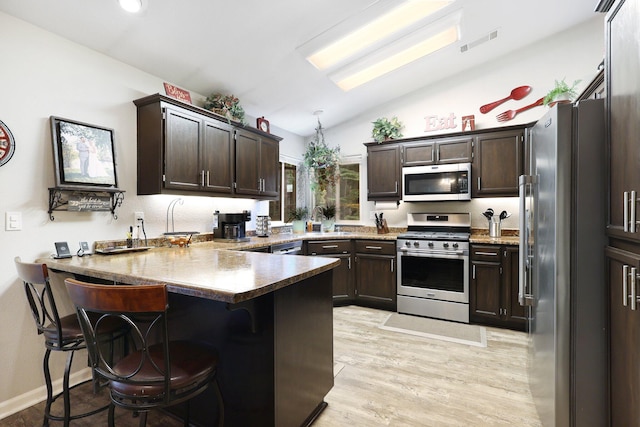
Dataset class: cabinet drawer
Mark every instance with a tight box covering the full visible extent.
[471,245,501,262]
[354,240,396,255]
[307,240,351,255]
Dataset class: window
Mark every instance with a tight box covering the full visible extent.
[315,160,360,221]
[269,162,297,222]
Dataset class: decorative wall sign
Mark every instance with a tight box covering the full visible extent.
[163,83,192,104]
[462,115,476,131]
[67,194,112,211]
[0,119,16,167]
[424,113,457,132]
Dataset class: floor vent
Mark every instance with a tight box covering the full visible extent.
[460,30,498,53]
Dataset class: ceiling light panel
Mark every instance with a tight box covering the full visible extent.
[328,10,462,91]
[299,0,454,71]
[307,0,453,70]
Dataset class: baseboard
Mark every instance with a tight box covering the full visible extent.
[0,368,92,420]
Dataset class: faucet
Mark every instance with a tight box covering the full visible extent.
[166,197,183,234]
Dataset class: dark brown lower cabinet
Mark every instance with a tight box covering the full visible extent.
[470,244,526,331]
[306,240,354,304]
[354,240,397,311]
[606,245,640,426]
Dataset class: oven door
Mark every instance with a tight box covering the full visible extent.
[397,249,469,303]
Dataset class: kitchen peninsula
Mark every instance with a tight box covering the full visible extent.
[41,243,340,427]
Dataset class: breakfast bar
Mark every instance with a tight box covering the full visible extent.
[41,243,340,427]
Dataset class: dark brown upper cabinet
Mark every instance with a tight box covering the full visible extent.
[134,94,280,200]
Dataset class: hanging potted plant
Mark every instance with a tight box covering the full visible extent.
[203,93,247,125]
[371,116,404,143]
[303,118,340,194]
[543,78,581,107]
[317,204,336,232]
[287,207,309,233]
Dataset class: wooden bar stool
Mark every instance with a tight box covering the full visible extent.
[14,257,116,426]
[64,278,224,427]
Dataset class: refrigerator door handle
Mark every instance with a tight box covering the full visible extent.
[519,175,535,306]
[623,264,629,307]
[632,190,637,233]
[632,267,637,311]
[624,191,629,232]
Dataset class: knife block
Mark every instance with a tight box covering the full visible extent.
[377,219,389,234]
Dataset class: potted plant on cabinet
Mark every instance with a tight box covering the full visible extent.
[287,207,309,234]
[371,116,404,143]
[317,204,336,232]
[303,118,340,194]
[203,93,247,124]
[543,78,581,107]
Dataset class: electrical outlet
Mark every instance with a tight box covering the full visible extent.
[134,211,145,222]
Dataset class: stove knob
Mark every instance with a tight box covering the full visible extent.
[413,241,420,248]
[443,242,449,248]
[428,242,434,248]
[453,242,459,249]
[405,241,411,247]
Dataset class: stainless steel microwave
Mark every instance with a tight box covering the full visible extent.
[402,163,471,201]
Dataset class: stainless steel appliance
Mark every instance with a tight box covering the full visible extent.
[213,210,251,242]
[397,213,470,323]
[519,99,606,426]
[270,240,303,255]
[402,163,471,202]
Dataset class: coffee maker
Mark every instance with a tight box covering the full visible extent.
[213,210,251,242]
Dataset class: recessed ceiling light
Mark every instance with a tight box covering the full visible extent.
[118,0,143,13]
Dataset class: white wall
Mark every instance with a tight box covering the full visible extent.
[321,15,604,232]
[0,11,305,414]
[0,11,604,415]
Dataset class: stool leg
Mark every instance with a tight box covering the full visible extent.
[62,349,75,427]
[214,378,224,427]
[42,349,53,427]
[108,403,116,427]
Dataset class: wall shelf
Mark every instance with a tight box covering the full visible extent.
[48,187,125,221]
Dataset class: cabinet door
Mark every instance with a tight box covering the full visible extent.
[202,119,233,194]
[164,107,201,190]
[606,246,640,427]
[472,129,523,197]
[354,254,396,310]
[260,137,280,199]
[436,137,472,164]
[402,142,435,166]
[503,246,527,329]
[469,261,501,322]
[234,130,261,196]
[367,144,401,200]
[316,253,353,303]
[606,0,640,242]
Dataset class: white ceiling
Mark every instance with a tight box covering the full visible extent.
[0,0,601,136]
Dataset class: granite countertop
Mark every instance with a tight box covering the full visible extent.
[469,234,519,246]
[42,244,339,303]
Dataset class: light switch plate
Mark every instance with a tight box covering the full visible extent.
[5,211,22,231]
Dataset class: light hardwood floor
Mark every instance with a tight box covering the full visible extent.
[314,306,541,427]
[1,305,540,426]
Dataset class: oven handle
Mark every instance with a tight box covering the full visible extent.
[398,248,467,257]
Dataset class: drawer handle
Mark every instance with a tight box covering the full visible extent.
[322,245,339,249]
[475,251,498,256]
[365,246,382,250]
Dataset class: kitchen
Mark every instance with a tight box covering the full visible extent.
[0,0,626,425]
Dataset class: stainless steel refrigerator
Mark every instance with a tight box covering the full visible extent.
[518,99,607,427]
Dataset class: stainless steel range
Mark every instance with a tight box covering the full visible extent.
[397,213,470,323]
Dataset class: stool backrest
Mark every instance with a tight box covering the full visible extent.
[64,278,171,399]
[14,257,66,347]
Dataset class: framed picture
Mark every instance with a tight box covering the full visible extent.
[50,116,119,189]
